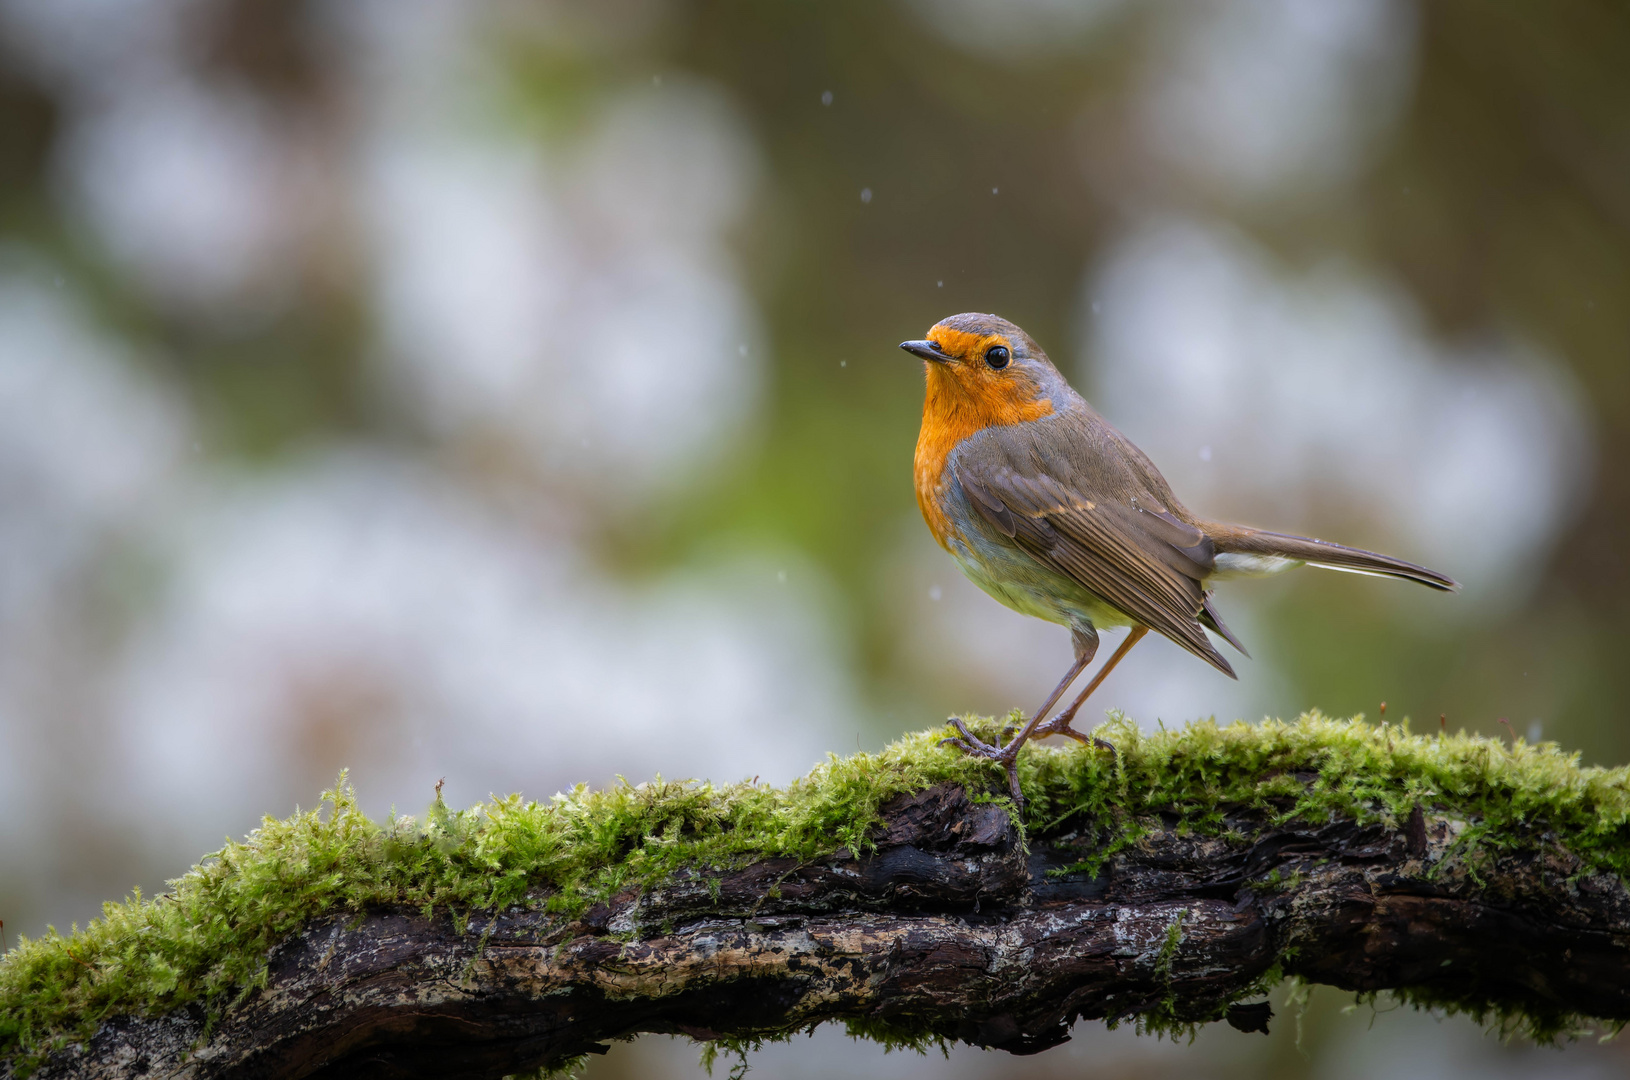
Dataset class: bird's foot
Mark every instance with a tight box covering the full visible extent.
[938,717,1012,762]
[939,717,1026,804]
[1032,714,1119,765]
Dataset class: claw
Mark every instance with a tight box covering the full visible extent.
[941,717,1028,805]
[1004,762,1023,806]
[1045,724,1119,768]
[941,718,1009,762]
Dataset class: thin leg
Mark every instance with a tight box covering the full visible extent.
[1035,627,1148,745]
[941,629,1102,803]
[940,647,1092,758]
[1024,629,1100,731]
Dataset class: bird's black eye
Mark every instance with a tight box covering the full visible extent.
[985,345,1010,370]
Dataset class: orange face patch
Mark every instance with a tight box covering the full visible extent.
[912,328,1053,548]
[926,326,998,361]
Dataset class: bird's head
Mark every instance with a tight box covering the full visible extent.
[899,313,1068,421]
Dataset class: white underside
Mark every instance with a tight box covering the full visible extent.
[1212,553,1401,583]
[950,535,1131,632]
[1304,561,1399,581]
[1211,552,1303,578]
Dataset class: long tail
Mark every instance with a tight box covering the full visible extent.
[1203,523,1459,592]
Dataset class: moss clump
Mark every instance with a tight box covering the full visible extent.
[1019,710,1630,882]
[3,712,1629,1070]
[0,730,992,1071]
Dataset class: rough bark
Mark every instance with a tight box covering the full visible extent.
[21,785,1630,1080]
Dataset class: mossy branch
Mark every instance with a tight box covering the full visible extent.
[6,714,1630,1079]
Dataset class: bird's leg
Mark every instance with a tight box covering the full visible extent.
[941,628,1099,802]
[1032,627,1148,753]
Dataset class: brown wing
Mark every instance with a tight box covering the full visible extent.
[956,460,1240,677]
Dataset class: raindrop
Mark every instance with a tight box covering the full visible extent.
[991,187,999,195]
[1528,720,1542,742]
[1198,445,1212,462]
[738,344,748,356]
[840,360,847,368]
[821,90,834,106]
[1091,301,1101,314]
[652,74,662,86]
[928,585,942,601]
[937,280,944,288]
[860,188,872,204]
[777,570,788,584]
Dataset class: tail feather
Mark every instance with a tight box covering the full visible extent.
[1206,525,1459,593]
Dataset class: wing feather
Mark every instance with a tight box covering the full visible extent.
[956,461,1238,677]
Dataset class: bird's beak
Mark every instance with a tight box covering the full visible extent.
[899,339,949,363]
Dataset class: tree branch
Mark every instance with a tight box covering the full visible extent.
[24,783,1630,1080]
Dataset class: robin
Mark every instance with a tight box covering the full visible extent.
[900,313,1456,801]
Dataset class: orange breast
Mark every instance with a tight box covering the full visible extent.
[914,362,1053,549]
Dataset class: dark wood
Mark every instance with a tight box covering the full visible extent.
[20,785,1630,1079]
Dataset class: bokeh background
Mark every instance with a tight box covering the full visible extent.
[1,0,1627,1076]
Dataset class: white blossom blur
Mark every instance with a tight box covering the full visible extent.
[1136,0,1418,201]
[0,257,192,905]
[900,0,1128,58]
[361,79,763,497]
[57,76,300,313]
[108,456,852,855]
[0,262,188,625]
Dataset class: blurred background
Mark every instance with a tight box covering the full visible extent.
[0,0,1626,1075]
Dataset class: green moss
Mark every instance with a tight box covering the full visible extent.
[1154,909,1187,987]
[4,712,1629,1071]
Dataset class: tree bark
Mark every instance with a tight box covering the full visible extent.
[21,784,1630,1080]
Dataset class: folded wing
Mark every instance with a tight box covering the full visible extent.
[956,460,1240,677]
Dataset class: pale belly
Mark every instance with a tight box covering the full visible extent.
[945,527,1133,635]
[926,449,1134,637]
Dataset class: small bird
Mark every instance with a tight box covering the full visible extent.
[900,313,1456,800]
